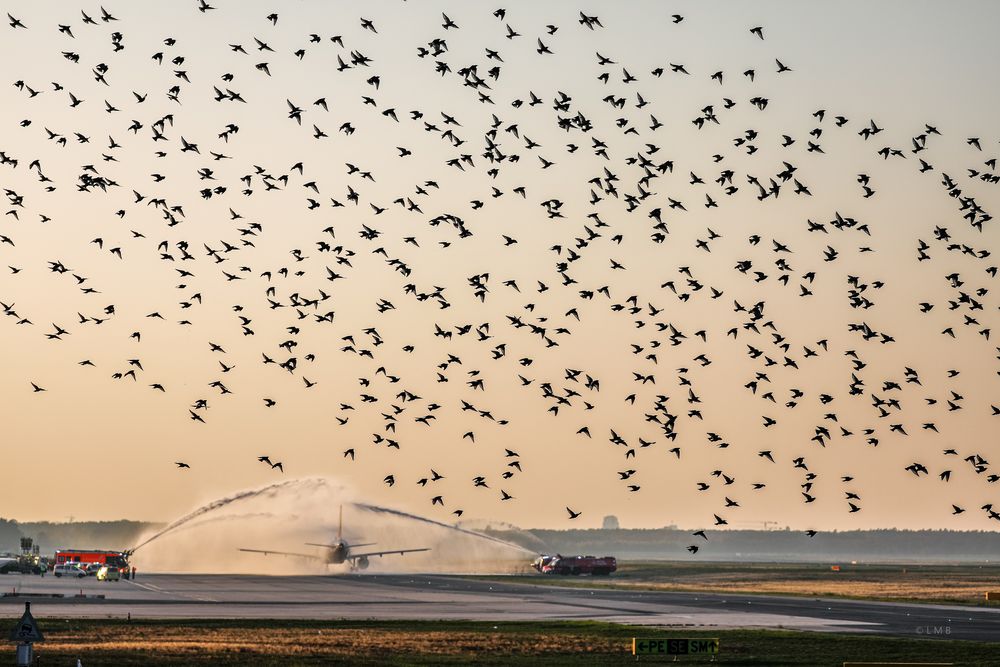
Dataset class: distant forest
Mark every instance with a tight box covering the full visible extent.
[0,518,158,554]
[3,518,999,562]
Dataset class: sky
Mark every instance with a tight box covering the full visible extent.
[0,1,999,535]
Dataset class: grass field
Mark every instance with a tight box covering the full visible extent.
[488,561,1000,605]
[14,618,999,665]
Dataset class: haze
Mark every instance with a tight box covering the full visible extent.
[1,1,998,534]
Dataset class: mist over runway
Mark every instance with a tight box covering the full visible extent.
[4,572,1000,642]
[130,477,532,574]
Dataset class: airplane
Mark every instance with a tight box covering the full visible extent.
[238,505,430,570]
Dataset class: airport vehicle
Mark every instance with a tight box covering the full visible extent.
[53,563,87,578]
[53,549,129,570]
[239,505,430,570]
[96,565,121,582]
[0,538,47,574]
[84,563,103,576]
[532,554,617,576]
[1,557,48,575]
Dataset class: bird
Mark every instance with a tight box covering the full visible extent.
[0,3,990,559]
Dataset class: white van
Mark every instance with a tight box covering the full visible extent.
[53,563,86,578]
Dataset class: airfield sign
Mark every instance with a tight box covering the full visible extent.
[8,602,44,643]
[632,638,718,656]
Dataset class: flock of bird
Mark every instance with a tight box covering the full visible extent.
[1,3,998,554]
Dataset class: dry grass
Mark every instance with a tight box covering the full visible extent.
[35,623,626,664]
[23,619,1000,666]
[625,568,996,602]
[609,579,993,602]
[498,561,1000,604]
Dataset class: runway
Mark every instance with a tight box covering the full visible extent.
[2,573,999,641]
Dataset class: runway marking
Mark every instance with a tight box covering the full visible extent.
[125,579,217,603]
[125,580,167,594]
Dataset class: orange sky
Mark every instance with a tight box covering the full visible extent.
[1,1,999,532]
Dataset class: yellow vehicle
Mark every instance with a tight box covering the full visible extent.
[96,565,121,582]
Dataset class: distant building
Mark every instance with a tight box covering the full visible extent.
[602,515,620,530]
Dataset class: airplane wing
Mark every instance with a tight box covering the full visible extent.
[238,548,323,560]
[349,547,431,560]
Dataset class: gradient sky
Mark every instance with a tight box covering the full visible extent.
[1,1,999,533]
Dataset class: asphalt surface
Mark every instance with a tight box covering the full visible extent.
[2,573,999,641]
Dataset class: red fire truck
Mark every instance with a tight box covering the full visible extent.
[532,554,617,576]
[52,550,130,577]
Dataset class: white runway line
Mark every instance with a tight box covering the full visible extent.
[124,579,218,603]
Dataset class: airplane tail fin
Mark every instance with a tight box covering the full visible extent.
[337,504,343,542]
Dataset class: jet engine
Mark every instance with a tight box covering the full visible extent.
[356,556,370,570]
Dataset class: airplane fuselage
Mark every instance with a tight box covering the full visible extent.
[239,505,424,570]
[323,541,349,565]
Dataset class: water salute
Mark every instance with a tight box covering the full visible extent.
[2,1,1000,664]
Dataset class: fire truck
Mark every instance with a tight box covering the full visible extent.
[52,550,131,578]
[532,554,617,576]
